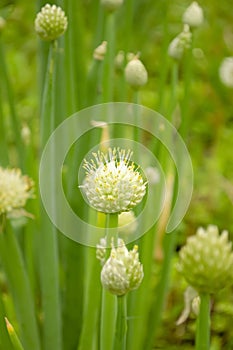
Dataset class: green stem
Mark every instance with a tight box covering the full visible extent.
[5,319,25,350]
[100,213,118,350]
[0,221,40,350]
[0,295,13,350]
[144,232,177,350]
[39,40,62,350]
[195,293,211,350]
[77,209,102,350]
[0,37,24,169]
[102,12,115,103]
[114,295,127,350]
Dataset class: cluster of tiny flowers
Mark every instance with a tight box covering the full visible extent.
[81,148,147,214]
[182,2,204,28]
[101,0,123,12]
[125,57,148,89]
[101,239,144,295]
[0,167,34,215]
[168,25,192,60]
[35,4,68,41]
[178,225,233,294]
[219,57,233,88]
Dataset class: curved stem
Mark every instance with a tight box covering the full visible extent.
[195,293,211,350]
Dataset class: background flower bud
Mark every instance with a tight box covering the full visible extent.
[125,57,148,89]
[178,225,233,294]
[182,2,204,28]
[35,4,68,41]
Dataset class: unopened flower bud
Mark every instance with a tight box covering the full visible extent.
[168,25,192,60]
[101,0,123,12]
[35,4,68,41]
[191,296,200,316]
[219,57,233,88]
[93,41,107,61]
[178,225,233,294]
[125,57,148,89]
[182,2,204,28]
[101,239,143,295]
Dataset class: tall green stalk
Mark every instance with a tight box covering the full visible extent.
[114,295,127,350]
[195,293,211,350]
[102,12,116,102]
[0,38,24,169]
[0,219,40,350]
[39,41,62,350]
[100,213,118,350]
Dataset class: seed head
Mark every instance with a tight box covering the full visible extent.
[219,57,233,88]
[125,57,148,89]
[35,4,68,41]
[101,239,144,295]
[178,225,233,294]
[182,2,204,28]
[81,148,147,214]
[0,167,34,215]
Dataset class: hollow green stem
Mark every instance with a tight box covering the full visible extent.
[100,213,118,350]
[195,293,211,350]
[77,209,102,350]
[39,40,62,350]
[0,220,40,350]
[144,231,177,350]
[114,295,127,350]
[0,38,24,169]
[102,12,115,103]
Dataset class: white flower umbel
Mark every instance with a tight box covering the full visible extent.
[182,2,204,28]
[0,167,34,215]
[219,57,233,88]
[35,4,68,41]
[168,25,192,60]
[81,148,147,213]
[101,239,144,295]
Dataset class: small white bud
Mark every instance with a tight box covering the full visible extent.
[182,2,204,28]
[125,57,148,89]
[93,41,107,61]
[168,25,192,60]
[219,57,233,88]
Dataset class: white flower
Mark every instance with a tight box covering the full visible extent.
[0,167,34,215]
[219,57,233,88]
[168,25,192,60]
[182,2,204,28]
[35,4,68,41]
[125,57,148,89]
[81,148,147,213]
[101,239,144,295]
